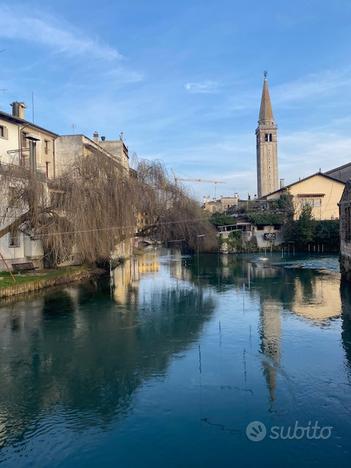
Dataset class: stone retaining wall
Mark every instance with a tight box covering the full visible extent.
[0,269,103,299]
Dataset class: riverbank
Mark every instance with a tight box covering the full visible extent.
[0,266,105,298]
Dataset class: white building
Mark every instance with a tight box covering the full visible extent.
[0,102,58,271]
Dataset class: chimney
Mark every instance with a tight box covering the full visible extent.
[93,131,99,142]
[280,178,285,188]
[11,101,26,119]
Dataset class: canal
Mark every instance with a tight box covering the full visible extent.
[0,250,350,467]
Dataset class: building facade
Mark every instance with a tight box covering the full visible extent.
[256,74,279,198]
[203,194,239,213]
[0,102,57,178]
[55,132,129,177]
[340,180,351,280]
[264,172,345,220]
[0,102,58,271]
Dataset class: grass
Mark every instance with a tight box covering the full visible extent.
[0,266,88,289]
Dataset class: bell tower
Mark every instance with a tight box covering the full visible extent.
[256,72,279,198]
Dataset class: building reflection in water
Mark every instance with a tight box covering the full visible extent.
[0,251,215,452]
[180,253,346,405]
[1,251,351,455]
[291,274,341,321]
[112,252,160,305]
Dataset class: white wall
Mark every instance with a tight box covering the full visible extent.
[0,115,56,178]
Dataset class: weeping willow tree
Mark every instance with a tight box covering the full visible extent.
[135,160,218,252]
[0,153,218,268]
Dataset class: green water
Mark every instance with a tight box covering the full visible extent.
[0,250,350,467]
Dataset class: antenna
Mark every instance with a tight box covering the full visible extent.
[31,91,35,123]
[264,70,268,79]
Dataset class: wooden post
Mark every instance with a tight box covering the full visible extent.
[0,249,16,282]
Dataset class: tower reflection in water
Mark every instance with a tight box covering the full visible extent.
[181,253,348,404]
[0,251,351,463]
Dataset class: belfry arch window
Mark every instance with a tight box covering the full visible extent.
[265,133,273,142]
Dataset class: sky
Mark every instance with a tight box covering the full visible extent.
[1,0,351,200]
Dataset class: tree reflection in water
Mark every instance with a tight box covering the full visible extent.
[0,251,351,465]
[0,252,215,450]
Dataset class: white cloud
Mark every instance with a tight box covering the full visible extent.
[184,80,219,94]
[0,6,121,61]
[103,67,144,84]
[274,69,351,104]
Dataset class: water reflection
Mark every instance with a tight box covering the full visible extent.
[259,298,282,402]
[184,254,342,324]
[0,253,215,455]
[112,252,160,305]
[180,253,349,405]
[0,251,351,466]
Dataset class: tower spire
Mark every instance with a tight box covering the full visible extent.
[259,73,274,125]
[256,73,279,198]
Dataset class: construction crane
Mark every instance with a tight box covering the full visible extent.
[173,173,225,198]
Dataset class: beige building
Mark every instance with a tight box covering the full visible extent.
[203,194,239,213]
[256,74,279,198]
[263,172,345,220]
[55,132,129,176]
[0,102,57,178]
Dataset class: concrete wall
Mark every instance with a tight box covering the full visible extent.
[99,140,129,172]
[252,225,283,248]
[55,135,84,175]
[55,135,129,176]
[219,224,283,251]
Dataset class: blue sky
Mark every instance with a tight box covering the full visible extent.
[1,0,351,199]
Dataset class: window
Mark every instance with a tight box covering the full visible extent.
[265,133,273,142]
[0,125,8,139]
[9,231,20,248]
[300,198,321,208]
[45,161,50,178]
[44,140,49,155]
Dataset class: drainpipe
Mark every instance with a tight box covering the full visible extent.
[53,138,56,178]
[18,124,31,167]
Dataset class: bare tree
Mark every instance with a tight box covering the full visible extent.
[0,154,218,269]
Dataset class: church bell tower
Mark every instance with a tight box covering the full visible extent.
[256,73,279,198]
